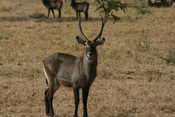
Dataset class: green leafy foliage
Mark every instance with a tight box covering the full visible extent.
[163,49,175,65]
[95,0,127,21]
[95,0,150,22]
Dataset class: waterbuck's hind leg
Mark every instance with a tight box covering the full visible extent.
[73,88,80,117]
[78,12,81,20]
[44,88,54,117]
[58,8,61,18]
[76,11,79,19]
[44,89,50,114]
[82,87,90,117]
[44,82,59,117]
[43,63,60,117]
[48,8,51,18]
[58,3,62,18]
[84,11,88,21]
[51,9,55,18]
[84,5,89,20]
[44,88,54,116]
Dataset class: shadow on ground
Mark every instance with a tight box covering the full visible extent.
[0,14,114,23]
[53,115,135,117]
[107,114,135,117]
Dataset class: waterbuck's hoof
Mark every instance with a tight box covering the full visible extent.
[83,113,88,117]
[73,114,78,117]
[46,112,54,117]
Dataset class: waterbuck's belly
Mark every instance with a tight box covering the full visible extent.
[49,3,60,8]
[59,79,73,87]
[56,67,74,87]
[56,73,90,88]
[74,77,89,88]
[55,59,75,87]
[56,72,89,88]
[57,77,89,88]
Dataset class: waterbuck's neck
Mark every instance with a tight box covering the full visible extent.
[81,50,98,83]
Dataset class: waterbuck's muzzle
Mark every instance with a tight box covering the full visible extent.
[87,52,93,58]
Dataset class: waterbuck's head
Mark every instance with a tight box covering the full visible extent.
[76,17,107,60]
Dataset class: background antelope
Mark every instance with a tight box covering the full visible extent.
[42,0,63,18]
[148,0,173,7]
[71,0,89,20]
[43,17,107,117]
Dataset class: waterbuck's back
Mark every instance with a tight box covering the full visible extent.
[42,0,62,9]
[76,3,89,11]
[43,52,80,85]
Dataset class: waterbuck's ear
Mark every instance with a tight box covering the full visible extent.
[76,36,86,45]
[94,37,105,46]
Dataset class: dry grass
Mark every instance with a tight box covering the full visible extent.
[1,0,175,117]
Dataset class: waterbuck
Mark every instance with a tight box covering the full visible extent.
[71,0,89,20]
[42,17,107,117]
[42,0,63,18]
[148,0,173,7]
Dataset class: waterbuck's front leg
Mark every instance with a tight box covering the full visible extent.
[82,87,90,117]
[73,87,80,117]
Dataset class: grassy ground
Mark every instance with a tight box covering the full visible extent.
[1,0,175,117]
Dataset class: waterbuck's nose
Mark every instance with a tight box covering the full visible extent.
[87,52,93,57]
[89,52,92,56]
